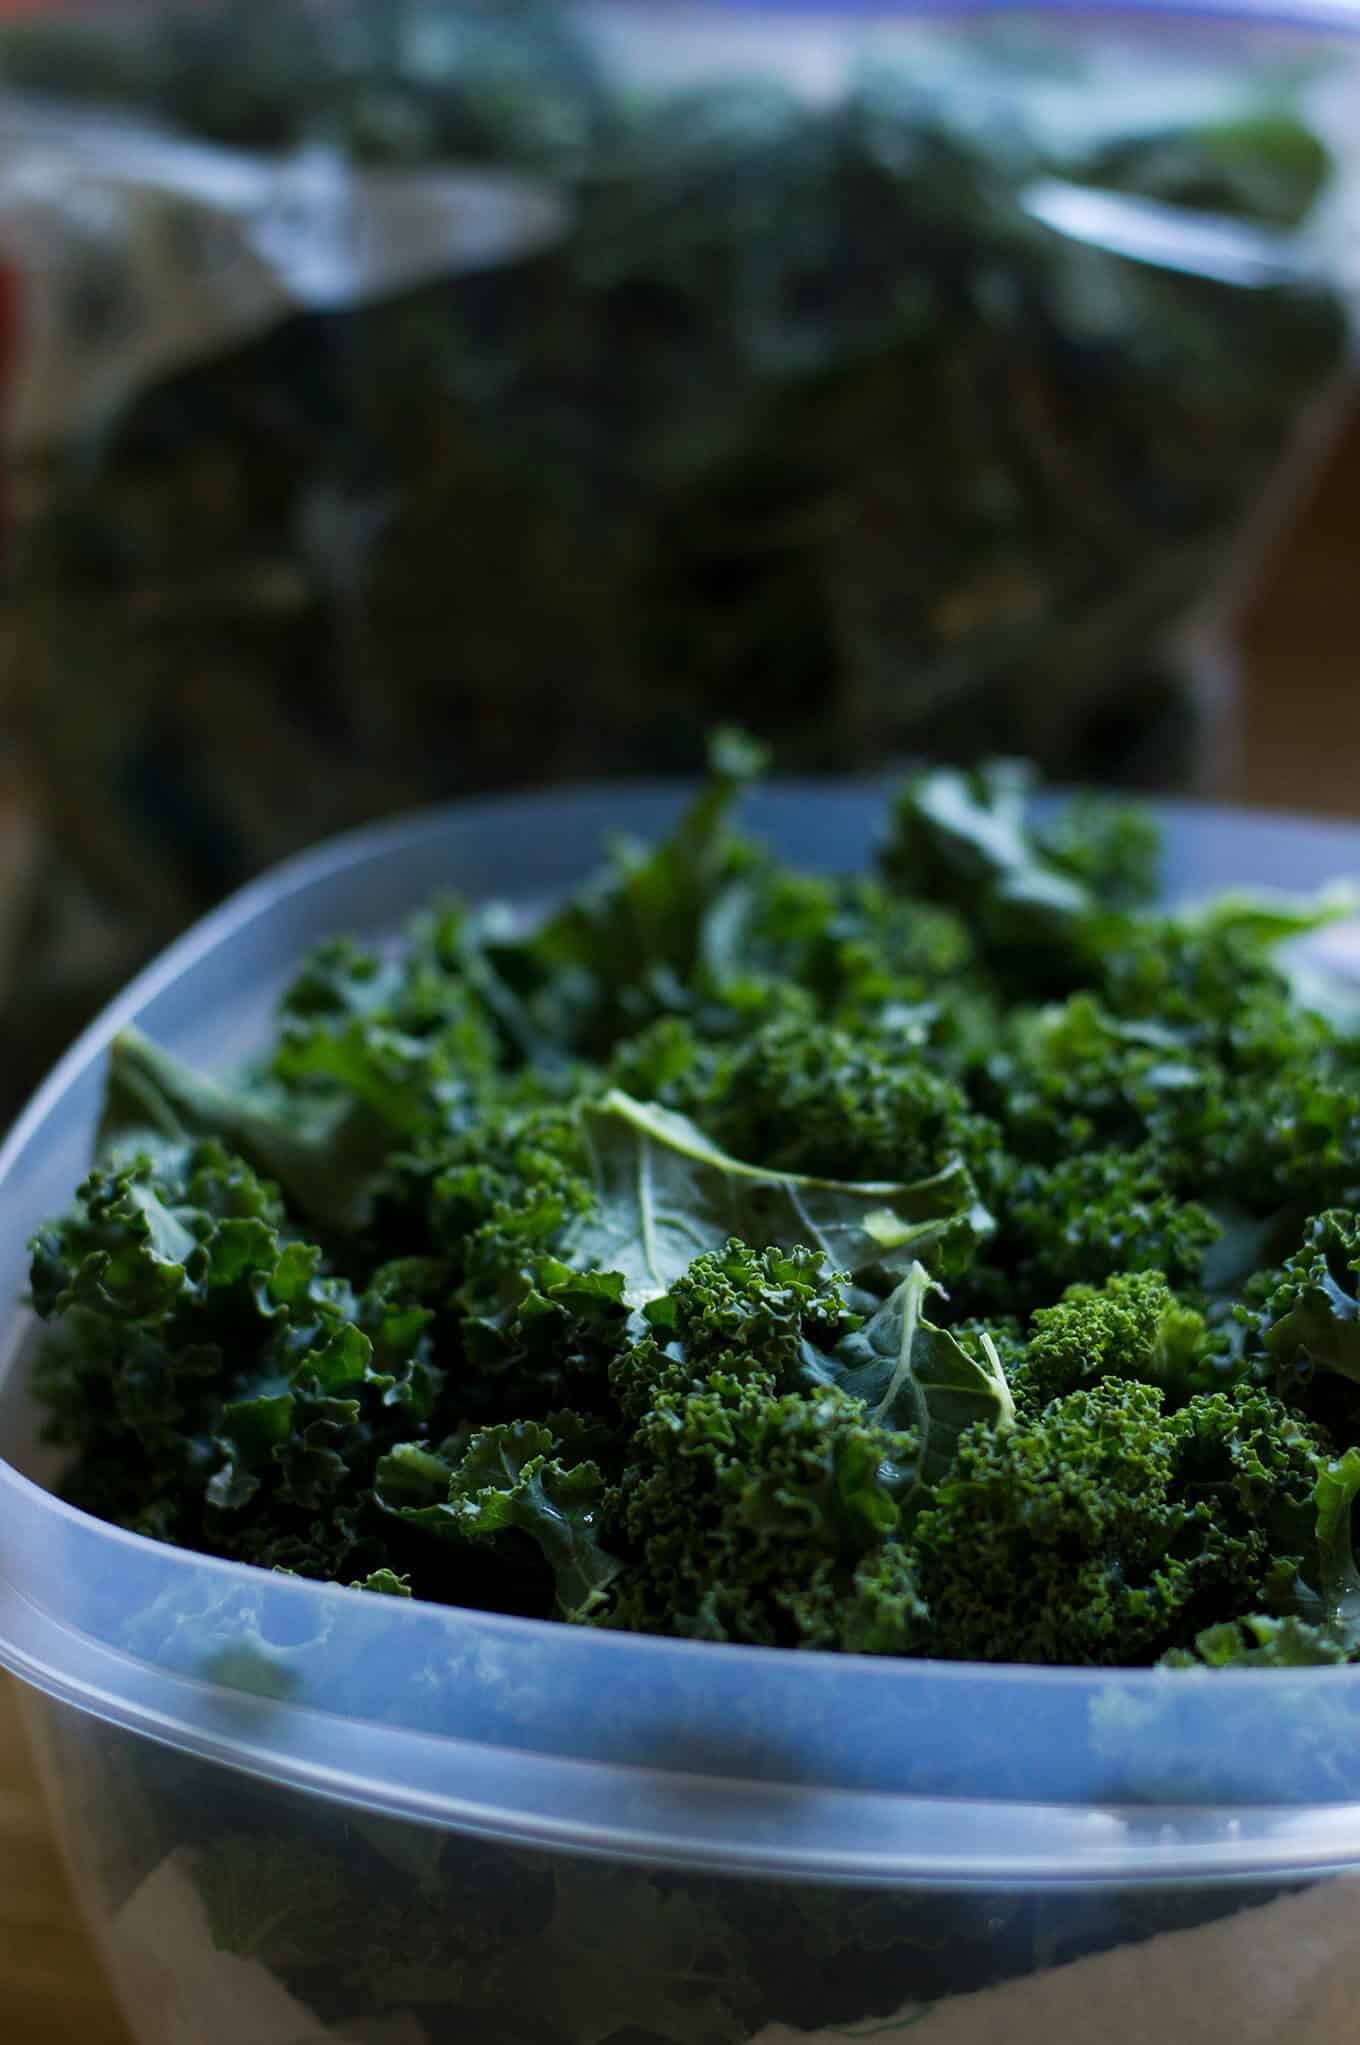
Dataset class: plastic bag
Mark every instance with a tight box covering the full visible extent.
[0,0,1356,1119]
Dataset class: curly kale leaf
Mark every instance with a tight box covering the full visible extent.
[96,1026,400,1235]
[507,727,770,1056]
[196,1821,556,2015]
[600,1373,920,1648]
[377,1417,620,1619]
[1164,1614,1353,1669]
[611,1238,858,1423]
[808,1262,1015,1490]
[1035,794,1162,913]
[481,1860,757,2045]
[1261,1209,1360,1390]
[1315,1446,1360,1631]
[691,1015,1000,1190]
[456,1255,633,1421]
[30,1163,214,1327]
[911,1380,1189,1664]
[986,991,1210,1164]
[198,1821,757,2045]
[880,760,1108,973]
[911,1380,1332,1665]
[564,1090,988,1309]
[31,1142,444,1583]
[1166,1443,1360,1666]
[999,1144,1222,1303]
[29,1137,291,1326]
[599,1252,1005,1647]
[273,912,500,1100]
[1020,1270,1219,1411]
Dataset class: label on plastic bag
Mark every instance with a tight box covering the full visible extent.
[752,1878,1360,2045]
[0,96,568,452]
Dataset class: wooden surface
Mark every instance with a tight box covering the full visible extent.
[0,411,1356,2045]
[1235,397,1360,822]
[0,1677,132,2045]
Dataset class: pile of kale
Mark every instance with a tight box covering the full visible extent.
[1,4,1351,1139]
[29,747,1360,1670]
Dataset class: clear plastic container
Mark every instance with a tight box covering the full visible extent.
[5,783,1360,2045]
[1,0,1359,1122]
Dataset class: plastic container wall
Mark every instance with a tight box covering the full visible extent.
[6,785,1360,2043]
[0,0,1358,1119]
[22,1690,1360,2045]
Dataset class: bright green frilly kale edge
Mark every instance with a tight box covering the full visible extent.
[28,743,1360,1668]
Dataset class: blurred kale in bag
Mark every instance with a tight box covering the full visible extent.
[0,0,1354,1120]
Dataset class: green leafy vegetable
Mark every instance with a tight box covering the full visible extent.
[377,1418,618,1620]
[602,1372,921,1649]
[97,1026,397,1235]
[565,1090,985,1308]
[882,760,1097,959]
[1261,1209,1360,1388]
[1018,1270,1220,1411]
[911,1379,1332,1665]
[28,745,1360,1678]
[810,1263,1014,1486]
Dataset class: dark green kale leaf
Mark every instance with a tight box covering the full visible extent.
[270,925,499,1140]
[910,1379,1332,1666]
[31,1150,239,1328]
[1035,794,1162,912]
[599,1372,921,1649]
[692,1014,1000,1190]
[97,1026,398,1236]
[479,1860,757,2045]
[911,1380,1190,1664]
[195,1818,559,2018]
[1165,1442,1360,1667]
[807,1262,1015,1489]
[996,1144,1222,1304]
[196,1832,353,1969]
[880,761,1107,975]
[376,1415,619,1620]
[1163,1614,1352,1668]
[1314,1445,1360,1631]
[1261,1209,1360,1392]
[563,1090,989,1310]
[984,991,1211,1165]
[30,1135,447,1585]
[1019,1270,1220,1411]
[610,1238,858,1424]
[506,727,771,1057]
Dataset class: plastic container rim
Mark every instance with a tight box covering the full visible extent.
[584,0,1360,33]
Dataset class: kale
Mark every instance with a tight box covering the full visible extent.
[910,1379,1333,1665]
[609,1239,857,1424]
[807,1263,1015,1486]
[1259,1209,1360,1391]
[1018,1270,1220,1411]
[991,1144,1224,1304]
[28,747,1360,1674]
[376,1415,619,1621]
[561,1090,986,1308]
[601,1372,921,1650]
[692,1014,999,1187]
